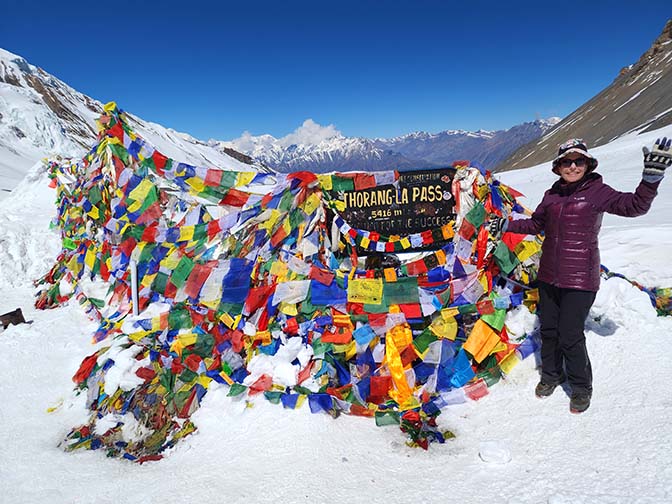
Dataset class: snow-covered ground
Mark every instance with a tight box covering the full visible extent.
[1,126,671,504]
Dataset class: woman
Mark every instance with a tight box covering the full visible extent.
[495,137,671,413]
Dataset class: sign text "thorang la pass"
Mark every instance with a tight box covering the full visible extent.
[338,168,456,236]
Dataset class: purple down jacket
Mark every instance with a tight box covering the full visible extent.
[507,173,660,291]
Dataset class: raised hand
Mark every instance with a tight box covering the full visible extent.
[642,136,672,183]
[488,216,508,238]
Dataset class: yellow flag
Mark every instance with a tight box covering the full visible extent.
[441,223,455,240]
[260,209,281,231]
[201,298,220,311]
[142,273,157,289]
[318,174,333,190]
[186,177,206,193]
[218,371,234,385]
[177,333,198,347]
[383,267,397,282]
[253,331,272,345]
[128,178,154,202]
[515,240,541,262]
[499,351,520,375]
[126,199,143,213]
[197,375,213,388]
[67,254,81,275]
[220,312,235,328]
[490,340,508,355]
[87,206,100,220]
[387,323,413,350]
[333,340,357,360]
[385,331,413,407]
[279,302,298,316]
[270,260,289,280]
[430,315,458,340]
[237,172,256,187]
[441,307,460,319]
[479,272,489,292]
[84,247,97,271]
[302,193,321,215]
[347,278,383,304]
[463,319,501,363]
[435,248,447,265]
[170,339,184,357]
[179,226,195,242]
[161,248,181,269]
[128,330,150,342]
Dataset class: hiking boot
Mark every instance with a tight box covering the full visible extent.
[569,392,591,414]
[535,381,559,398]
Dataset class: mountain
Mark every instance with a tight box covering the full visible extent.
[224,118,560,174]
[216,124,431,173]
[0,48,265,197]
[498,19,672,172]
[375,119,560,169]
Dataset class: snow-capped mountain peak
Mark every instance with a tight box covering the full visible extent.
[0,47,268,197]
[223,118,560,173]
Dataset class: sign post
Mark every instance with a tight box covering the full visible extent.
[328,167,457,252]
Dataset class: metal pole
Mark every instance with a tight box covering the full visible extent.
[130,259,139,316]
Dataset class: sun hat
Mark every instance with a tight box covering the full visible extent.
[552,138,598,174]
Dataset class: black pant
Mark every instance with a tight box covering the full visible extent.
[538,282,596,395]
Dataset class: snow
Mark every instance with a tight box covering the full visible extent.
[0,48,266,200]
[1,126,672,503]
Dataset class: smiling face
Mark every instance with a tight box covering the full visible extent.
[558,154,588,183]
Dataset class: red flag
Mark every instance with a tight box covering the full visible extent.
[368,375,392,402]
[184,263,213,299]
[108,122,124,141]
[204,169,222,187]
[221,188,250,207]
[72,353,98,384]
[207,220,221,239]
[141,224,158,242]
[244,285,275,315]
[309,265,335,286]
[321,327,352,344]
[184,354,203,372]
[406,259,428,276]
[249,374,273,395]
[135,367,156,382]
[231,329,244,353]
[398,303,422,319]
[152,151,169,174]
[476,226,489,269]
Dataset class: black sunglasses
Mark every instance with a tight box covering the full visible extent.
[559,158,587,168]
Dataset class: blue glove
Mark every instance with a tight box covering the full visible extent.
[642,137,672,183]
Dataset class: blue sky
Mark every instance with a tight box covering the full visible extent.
[1,0,670,140]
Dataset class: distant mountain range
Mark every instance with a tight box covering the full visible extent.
[220,118,560,173]
[499,19,672,171]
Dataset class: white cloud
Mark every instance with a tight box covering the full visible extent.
[228,119,343,153]
[227,131,277,152]
[278,119,342,148]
